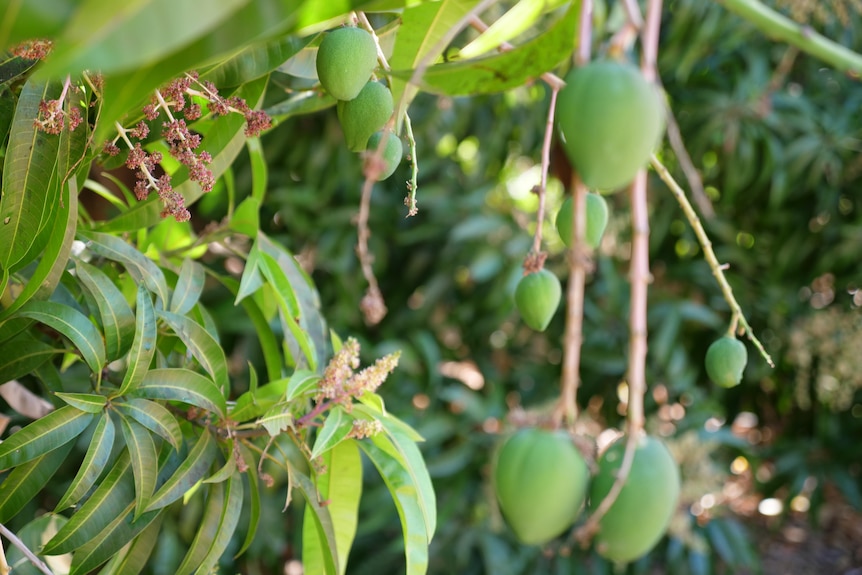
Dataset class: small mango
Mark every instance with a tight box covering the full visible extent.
[514,269,561,331]
[337,81,394,152]
[556,193,609,249]
[705,336,747,388]
[316,27,378,101]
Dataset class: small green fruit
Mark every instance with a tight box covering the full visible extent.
[337,81,394,152]
[556,60,665,191]
[366,131,403,181]
[514,269,561,331]
[494,428,589,545]
[316,27,378,101]
[556,193,609,249]
[590,435,680,563]
[705,336,747,388]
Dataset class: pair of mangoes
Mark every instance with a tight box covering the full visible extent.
[316,27,401,180]
[493,429,680,563]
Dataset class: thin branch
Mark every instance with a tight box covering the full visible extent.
[663,102,714,217]
[650,155,775,367]
[716,0,862,77]
[529,88,560,256]
[0,523,55,575]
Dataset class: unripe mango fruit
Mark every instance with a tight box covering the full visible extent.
[556,61,665,191]
[514,269,561,331]
[316,27,378,101]
[494,428,589,545]
[366,131,402,181]
[556,193,609,249]
[705,336,747,388]
[590,435,680,564]
[337,81,394,151]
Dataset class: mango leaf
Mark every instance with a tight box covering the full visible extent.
[229,196,261,237]
[229,376,291,422]
[354,401,425,442]
[55,413,116,511]
[97,512,164,575]
[193,471,244,575]
[284,369,322,401]
[146,430,218,512]
[303,440,362,575]
[235,241,265,304]
[265,90,337,121]
[358,437,430,575]
[78,230,170,307]
[157,310,229,396]
[202,35,309,88]
[137,368,227,417]
[0,176,78,321]
[458,0,569,59]
[310,406,354,460]
[174,480,226,575]
[37,0,248,79]
[0,78,61,270]
[170,258,206,316]
[0,330,56,383]
[75,259,136,361]
[390,1,579,96]
[235,443,261,557]
[203,443,237,484]
[53,392,107,413]
[115,398,183,451]
[0,405,94,468]
[258,404,293,437]
[257,251,300,319]
[0,52,39,86]
[0,0,83,52]
[16,300,106,374]
[3,515,69,575]
[387,0,481,126]
[116,285,157,397]
[0,439,74,523]
[43,452,134,555]
[118,413,158,519]
[293,463,339,575]
[98,76,268,232]
[246,137,267,202]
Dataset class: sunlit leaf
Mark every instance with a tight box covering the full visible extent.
[458,0,569,59]
[116,285,157,397]
[284,369,321,401]
[16,300,106,374]
[310,406,354,460]
[0,405,94,468]
[55,413,116,511]
[229,376,291,422]
[53,392,107,413]
[137,368,227,417]
[293,463,339,575]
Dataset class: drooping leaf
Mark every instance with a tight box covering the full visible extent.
[234,240,265,304]
[0,439,75,523]
[174,481,225,575]
[53,392,107,413]
[203,443,237,484]
[96,511,164,575]
[137,368,227,417]
[77,230,170,307]
[116,285,157,397]
[146,429,218,512]
[56,413,116,511]
[0,77,61,270]
[193,471,244,575]
[16,300,106,374]
[235,443,261,558]
[157,310,229,396]
[0,330,56,383]
[115,398,183,451]
[118,413,159,519]
[458,0,569,59]
[390,1,580,96]
[310,406,354,460]
[293,463,339,575]
[170,258,206,316]
[303,440,363,575]
[75,259,136,361]
[229,196,261,237]
[0,405,94,468]
[246,136,267,202]
[43,452,134,555]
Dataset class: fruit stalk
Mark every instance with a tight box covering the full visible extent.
[650,155,775,367]
[529,88,559,256]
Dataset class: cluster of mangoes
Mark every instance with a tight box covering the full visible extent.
[494,428,680,563]
[316,26,402,180]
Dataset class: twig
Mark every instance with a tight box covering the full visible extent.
[650,155,775,367]
[528,88,560,256]
[663,102,714,217]
[0,523,55,575]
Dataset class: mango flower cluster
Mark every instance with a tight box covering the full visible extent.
[318,337,401,407]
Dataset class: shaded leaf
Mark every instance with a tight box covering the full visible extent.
[174,481,225,575]
[194,472,244,575]
[75,259,136,361]
[170,258,206,316]
[17,300,106,374]
[0,405,94,468]
[97,511,164,575]
[0,439,74,523]
[157,310,229,396]
[116,285,157,397]
[146,429,218,512]
[203,443,237,484]
[235,443,261,557]
[293,464,339,575]
[53,392,107,413]
[202,35,309,88]
[137,368,227,417]
[115,398,183,451]
[0,332,56,390]
[229,376,291,422]
[56,413,116,511]
[118,413,158,519]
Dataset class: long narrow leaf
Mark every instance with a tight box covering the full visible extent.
[115,398,182,451]
[235,444,260,558]
[0,330,56,383]
[16,301,106,374]
[56,413,116,511]
[293,463,339,575]
[53,392,107,413]
[0,406,94,468]
[194,471,244,575]
[118,414,158,519]
[157,310,229,396]
[170,258,206,316]
[75,259,136,361]
[116,285,156,397]
[146,429,217,512]
[175,481,225,575]
[97,512,164,575]
[310,406,354,460]
[137,368,226,417]
[0,440,75,522]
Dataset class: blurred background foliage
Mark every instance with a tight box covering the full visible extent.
[91,0,862,572]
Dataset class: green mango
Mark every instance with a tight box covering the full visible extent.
[705,336,747,388]
[556,60,665,192]
[514,269,561,331]
[337,81,394,152]
[590,435,680,563]
[494,428,589,545]
[556,193,609,249]
[366,131,403,181]
[316,27,378,101]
